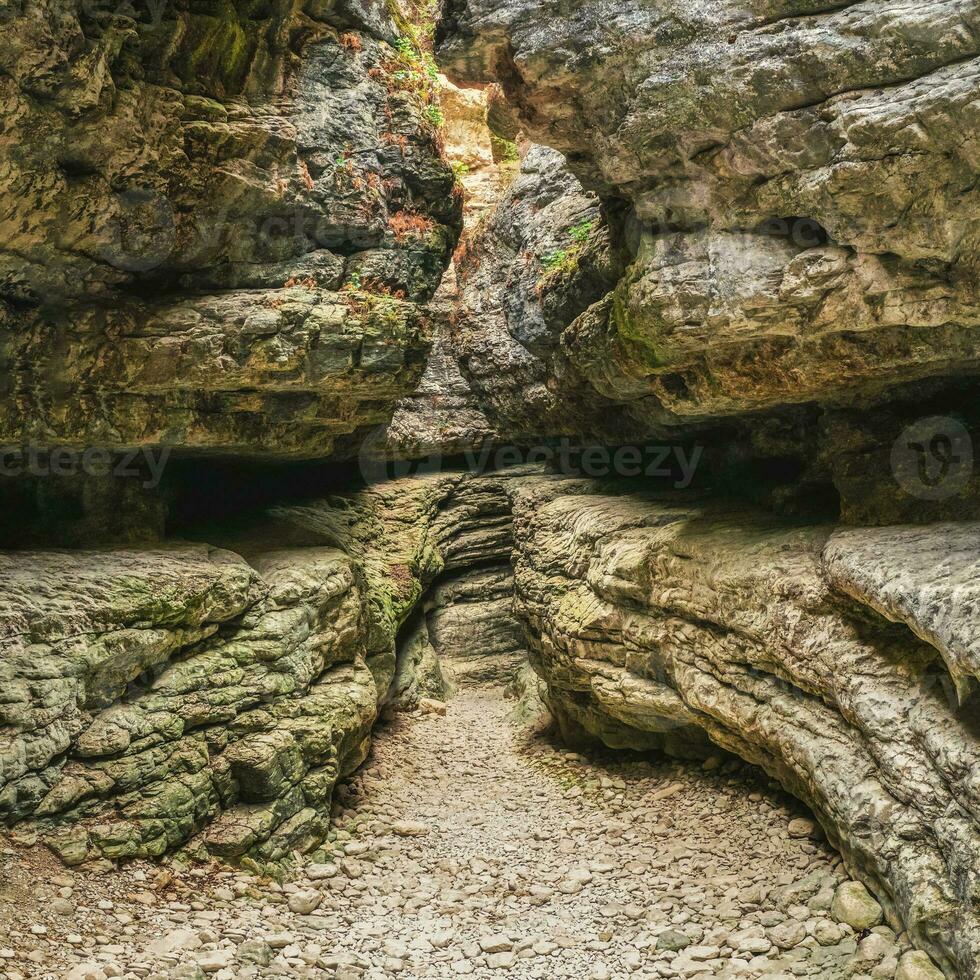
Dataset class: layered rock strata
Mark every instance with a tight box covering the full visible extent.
[424,563,526,683]
[3,466,979,979]
[451,144,639,444]
[378,76,509,460]
[0,470,524,869]
[438,0,980,521]
[0,0,461,459]
[508,477,980,979]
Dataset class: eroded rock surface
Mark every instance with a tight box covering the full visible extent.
[825,523,980,705]
[452,145,640,444]
[1,544,374,867]
[438,0,980,507]
[507,477,980,978]
[379,76,509,460]
[3,468,977,980]
[1,682,893,980]
[0,0,461,459]
[0,471,529,868]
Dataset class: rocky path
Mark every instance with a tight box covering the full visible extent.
[1,681,929,980]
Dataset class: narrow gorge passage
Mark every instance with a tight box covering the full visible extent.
[318,679,869,979]
[2,1,979,979]
[2,668,889,980]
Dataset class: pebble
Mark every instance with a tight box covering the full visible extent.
[658,930,692,952]
[391,820,430,837]
[287,889,322,915]
[787,817,816,839]
[832,881,884,931]
[305,863,338,880]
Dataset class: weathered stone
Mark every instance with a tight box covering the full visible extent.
[452,145,634,445]
[0,471,534,865]
[825,524,980,704]
[832,882,885,932]
[438,0,980,521]
[0,0,461,461]
[897,950,948,980]
[505,474,980,978]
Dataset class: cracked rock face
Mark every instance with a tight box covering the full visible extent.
[0,544,372,866]
[438,0,980,439]
[507,476,980,978]
[451,144,644,444]
[2,4,980,980]
[0,0,460,459]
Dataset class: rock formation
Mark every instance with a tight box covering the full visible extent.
[2,2,979,979]
[0,472,527,870]
[438,0,980,520]
[0,0,460,460]
[4,466,978,977]
[507,476,980,978]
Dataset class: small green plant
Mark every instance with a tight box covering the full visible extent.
[361,292,408,333]
[535,217,601,292]
[537,243,586,292]
[491,135,519,163]
[394,36,415,58]
[380,4,446,156]
[391,35,440,88]
[451,161,470,180]
[569,218,596,243]
[382,30,442,132]
[389,0,440,52]
[542,249,569,271]
[423,104,445,128]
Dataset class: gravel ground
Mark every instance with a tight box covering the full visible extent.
[0,681,924,979]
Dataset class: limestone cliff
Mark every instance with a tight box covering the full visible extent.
[3,462,980,978]
[506,475,980,978]
[437,0,980,520]
[0,0,461,460]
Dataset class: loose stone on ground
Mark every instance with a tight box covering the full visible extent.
[0,682,942,979]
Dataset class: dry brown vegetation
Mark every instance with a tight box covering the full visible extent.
[389,210,435,241]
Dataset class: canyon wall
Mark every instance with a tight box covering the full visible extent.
[507,476,980,978]
[4,469,978,976]
[1,2,979,979]
[437,0,980,521]
[428,7,980,974]
[0,0,460,461]
[0,471,523,872]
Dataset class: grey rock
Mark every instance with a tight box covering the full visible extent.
[657,931,693,952]
[832,883,885,932]
[506,474,980,978]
